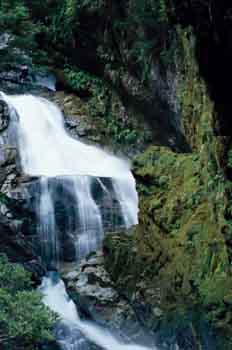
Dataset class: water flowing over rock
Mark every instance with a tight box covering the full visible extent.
[0,92,154,350]
[62,251,157,347]
[39,272,154,350]
[2,93,138,268]
[14,175,127,266]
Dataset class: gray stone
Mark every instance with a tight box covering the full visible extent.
[0,100,10,132]
[61,252,154,346]
[0,33,12,50]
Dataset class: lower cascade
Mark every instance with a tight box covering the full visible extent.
[1,93,153,349]
[39,272,154,350]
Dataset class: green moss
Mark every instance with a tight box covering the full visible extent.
[105,143,231,337]
[169,26,214,152]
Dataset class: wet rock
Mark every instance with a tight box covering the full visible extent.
[0,94,21,194]
[0,33,12,50]
[0,146,18,189]
[46,90,95,140]
[61,252,155,346]
[64,114,90,137]
[0,63,34,90]
[0,99,10,131]
[0,146,17,166]
[34,70,56,91]
[0,96,40,276]
[12,175,125,264]
[0,35,55,94]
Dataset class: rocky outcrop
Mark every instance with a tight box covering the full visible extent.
[0,99,18,190]
[61,251,155,347]
[0,99,10,131]
[0,96,44,278]
[0,182,44,279]
[0,95,20,191]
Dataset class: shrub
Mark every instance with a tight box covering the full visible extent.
[0,255,55,348]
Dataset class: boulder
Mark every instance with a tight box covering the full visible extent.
[61,251,155,347]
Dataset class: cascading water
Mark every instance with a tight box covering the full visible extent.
[1,92,153,350]
[38,177,58,268]
[39,273,155,350]
[2,93,138,265]
[71,176,104,261]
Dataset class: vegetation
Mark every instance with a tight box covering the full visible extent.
[0,0,39,67]
[0,255,55,349]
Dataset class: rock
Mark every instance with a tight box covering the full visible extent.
[61,251,155,347]
[0,36,55,94]
[34,70,56,91]
[0,94,21,193]
[0,33,12,50]
[0,63,34,90]
[64,114,90,137]
[0,146,17,166]
[0,97,41,279]
[0,99,10,131]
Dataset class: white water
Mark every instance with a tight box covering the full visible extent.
[38,177,58,267]
[1,93,138,264]
[2,94,135,180]
[0,92,147,349]
[40,274,154,350]
[71,176,103,261]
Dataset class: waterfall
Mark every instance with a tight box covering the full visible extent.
[0,92,152,350]
[2,93,138,265]
[38,177,58,268]
[71,176,104,261]
[39,273,154,350]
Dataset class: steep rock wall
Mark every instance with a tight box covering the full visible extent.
[103,26,232,350]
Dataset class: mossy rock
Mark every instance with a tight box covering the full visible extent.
[104,144,231,342]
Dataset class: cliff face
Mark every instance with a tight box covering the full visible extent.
[70,3,232,348]
[101,16,232,350]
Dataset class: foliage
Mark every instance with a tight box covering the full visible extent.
[48,0,78,44]
[0,0,46,69]
[0,192,8,205]
[0,0,30,34]
[105,141,232,335]
[63,65,105,96]
[104,118,140,145]
[0,254,32,292]
[227,149,232,169]
[132,0,168,25]
[61,64,149,146]
[0,255,55,348]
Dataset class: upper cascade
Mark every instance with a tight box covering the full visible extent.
[1,93,132,179]
[1,92,138,265]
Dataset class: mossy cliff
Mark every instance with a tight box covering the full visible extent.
[104,27,232,349]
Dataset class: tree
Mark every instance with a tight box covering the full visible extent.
[0,255,56,349]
